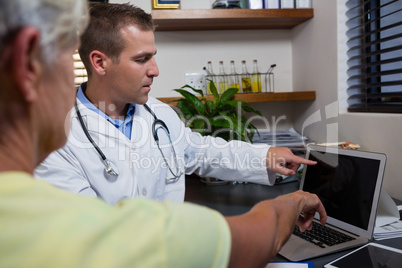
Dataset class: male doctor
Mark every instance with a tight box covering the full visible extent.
[35,3,316,205]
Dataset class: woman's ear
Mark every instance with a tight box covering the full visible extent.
[89,50,108,76]
[11,27,42,103]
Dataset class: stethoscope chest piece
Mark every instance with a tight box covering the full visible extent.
[103,160,119,181]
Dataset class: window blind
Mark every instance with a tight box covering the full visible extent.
[346,0,402,113]
[73,50,87,87]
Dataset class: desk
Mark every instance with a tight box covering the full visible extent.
[185,175,298,216]
[184,175,402,267]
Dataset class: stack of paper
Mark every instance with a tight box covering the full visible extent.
[374,205,402,240]
[374,220,402,240]
[253,128,310,148]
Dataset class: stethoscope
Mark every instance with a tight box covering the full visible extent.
[74,101,184,184]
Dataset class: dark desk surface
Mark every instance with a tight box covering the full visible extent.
[185,175,298,216]
[184,176,402,267]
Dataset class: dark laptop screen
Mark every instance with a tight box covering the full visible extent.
[303,150,381,230]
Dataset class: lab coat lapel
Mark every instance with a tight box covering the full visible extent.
[74,99,128,144]
[131,104,154,148]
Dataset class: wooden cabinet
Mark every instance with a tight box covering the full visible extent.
[152,8,314,31]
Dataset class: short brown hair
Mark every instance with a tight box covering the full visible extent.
[78,3,154,77]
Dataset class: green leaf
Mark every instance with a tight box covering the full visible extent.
[181,84,204,98]
[223,100,262,116]
[205,100,216,115]
[207,79,219,104]
[225,100,243,106]
[243,121,260,143]
[240,102,262,116]
[210,117,231,128]
[220,87,238,103]
[174,89,205,115]
[219,100,242,113]
[192,118,206,133]
[228,114,244,136]
[167,99,179,105]
[176,99,195,119]
[218,110,229,118]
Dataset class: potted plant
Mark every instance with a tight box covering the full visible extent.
[169,82,263,185]
[169,82,262,143]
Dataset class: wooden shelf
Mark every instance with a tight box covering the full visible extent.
[152,8,314,31]
[157,91,316,104]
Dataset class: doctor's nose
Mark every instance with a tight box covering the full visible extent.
[148,58,159,78]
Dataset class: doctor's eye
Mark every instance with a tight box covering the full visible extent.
[136,58,147,63]
[134,54,153,64]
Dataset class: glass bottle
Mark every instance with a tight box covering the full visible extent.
[206,61,217,95]
[240,60,252,93]
[218,61,228,94]
[229,60,240,92]
[251,59,261,93]
[240,0,248,8]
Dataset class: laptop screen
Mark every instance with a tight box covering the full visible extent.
[302,148,381,230]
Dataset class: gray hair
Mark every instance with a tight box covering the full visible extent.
[0,0,88,66]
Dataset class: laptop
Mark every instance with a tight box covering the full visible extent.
[279,145,387,261]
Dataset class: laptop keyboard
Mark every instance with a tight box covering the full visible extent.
[293,221,356,248]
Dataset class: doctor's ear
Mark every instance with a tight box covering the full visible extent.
[10,27,42,103]
[89,50,108,76]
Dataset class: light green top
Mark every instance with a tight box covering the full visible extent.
[0,172,231,267]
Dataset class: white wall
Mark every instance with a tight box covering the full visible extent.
[111,0,151,12]
[112,0,296,130]
[292,0,402,200]
[152,30,293,98]
[112,0,402,199]
[291,2,338,141]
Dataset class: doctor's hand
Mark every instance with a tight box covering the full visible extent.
[266,147,316,176]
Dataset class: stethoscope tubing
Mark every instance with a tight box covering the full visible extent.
[75,102,107,161]
[75,100,182,181]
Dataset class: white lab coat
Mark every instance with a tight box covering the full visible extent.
[35,97,276,205]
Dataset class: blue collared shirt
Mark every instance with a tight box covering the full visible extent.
[77,83,135,139]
